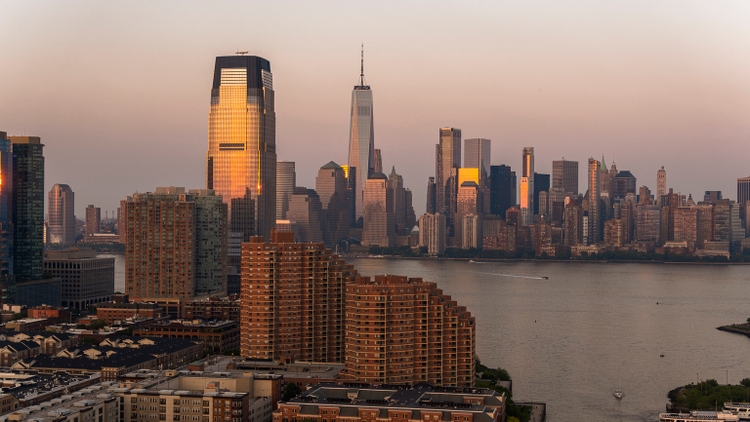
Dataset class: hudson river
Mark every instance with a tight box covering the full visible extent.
[108,254,750,421]
[348,258,750,422]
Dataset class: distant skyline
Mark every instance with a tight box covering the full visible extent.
[1,1,749,217]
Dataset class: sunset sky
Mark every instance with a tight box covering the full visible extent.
[1,1,749,217]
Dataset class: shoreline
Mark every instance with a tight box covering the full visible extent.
[717,324,750,339]
[343,255,750,265]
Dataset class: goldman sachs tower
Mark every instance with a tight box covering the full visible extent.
[347,46,375,223]
[206,54,276,241]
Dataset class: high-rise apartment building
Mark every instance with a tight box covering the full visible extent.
[122,187,227,301]
[10,136,45,281]
[657,166,667,200]
[519,147,534,226]
[276,161,295,220]
[85,204,101,237]
[343,275,476,386]
[464,138,491,175]
[0,133,13,282]
[347,49,375,222]
[207,54,276,240]
[362,173,394,247]
[587,158,601,244]
[635,205,661,243]
[316,162,349,247]
[47,184,76,245]
[240,231,357,362]
[552,159,578,196]
[435,128,461,229]
[287,187,323,243]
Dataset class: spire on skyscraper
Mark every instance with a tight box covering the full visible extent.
[359,44,366,87]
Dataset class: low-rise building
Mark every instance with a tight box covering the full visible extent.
[274,383,506,422]
[5,379,118,421]
[184,297,240,321]
[133,320,240,353]
[5,318,49,332]
[44,249,115,310]
[94,302,164,324]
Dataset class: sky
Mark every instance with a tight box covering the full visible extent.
[1,1,749,218]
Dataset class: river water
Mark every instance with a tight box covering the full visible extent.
[106,253,750,421]
[348,258,750,422]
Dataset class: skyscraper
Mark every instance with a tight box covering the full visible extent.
[737,176,750,225]
[490,165,513,218]
[552,159,578,195]
[657,166,666,200]
[587,158,601,244]
[276,161,295,220]
[519,147,534,226]
[10,136,44,281]
[347,48,375,222]
[435,128,461,231]
[362,172,394,247]
[0,132,13,282]
[207,54,276,240]
[464,138,491,175]
[316,162,349,246]
[533,172,550,216]
[47,184,76,245]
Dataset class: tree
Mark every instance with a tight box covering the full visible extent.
[741,378,750,388]
[90,319,107,330]
[283,382,302,401]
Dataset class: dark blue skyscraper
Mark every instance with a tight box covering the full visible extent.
[490,165,514,218]
[10,136,45,281]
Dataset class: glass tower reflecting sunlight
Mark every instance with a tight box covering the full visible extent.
[347,47,375,222]
[207,54,276,240]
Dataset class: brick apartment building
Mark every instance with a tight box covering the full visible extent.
[342,275,476,387]
[240,231,358,362]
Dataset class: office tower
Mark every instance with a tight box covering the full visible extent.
[207,54,276,240]
[387,167,414,235]
[43,250,114,309]
[419,213,446,255]
[85,205,101,237]
[373,149,383,174]
[612,171,636,199]
[435,128,461,224]
[426,177,437,214]
[510,171,517,205]
[695,203,714,246]
[122,187,227,302]
[638,186,653,205]
[316,162,349,247]
[10,136,45,281]
[703,191,722,204]
[240,231,357,361]
[604,219,625,247]
[0,133,13,284]
[563,202,583,246]
[362,173,394,247]
[738,180,750,205]
[519,147,534,226]
[47,184,76,245]
[464,138,491,175]
[533,172,550,216]
[286,187,323,243]
[635,205,661,242]
[276,161,295,220]
[344,275,476,386]
[673,206,698,244]
[461,214,482,249]
[455,181,481,244]
[552,159,578,195]
[347,48,375,222]
[657,166,666,200]
[490,165,513,218]
[587,158,601,244]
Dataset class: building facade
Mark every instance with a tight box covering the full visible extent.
[276,161,296,220]
[552,159,578,196]
[207,55,276,240]
[362,173,394,247]
[47,184,76,245]
[43,249,114,309]
[240,231,357,362]
[347,50,375,222]
[519,148,534,226]
[419,213,446,256]
[85,204,101,237]
[10,136,45,282]
[343,275,476,387]
[435,128,461,230]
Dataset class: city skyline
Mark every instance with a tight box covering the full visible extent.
[1,1,749,217]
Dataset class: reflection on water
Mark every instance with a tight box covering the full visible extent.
[348,258,750,422]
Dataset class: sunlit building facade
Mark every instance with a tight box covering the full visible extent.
[519,147,534,226]
[47,183,76,245]
[207,55,276,240]
[436,128,461,232]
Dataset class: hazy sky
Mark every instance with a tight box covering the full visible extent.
[1,1,749,217]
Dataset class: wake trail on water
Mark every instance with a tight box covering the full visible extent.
[471,271,546,280]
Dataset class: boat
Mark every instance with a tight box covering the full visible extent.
[723,403,750,421]
[659,411,739,421]
[542,276,549,280]
[614,377,623,399]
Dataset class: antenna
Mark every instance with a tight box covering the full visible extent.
[359,44,365,87]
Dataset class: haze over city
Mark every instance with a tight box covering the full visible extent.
[1,1,749,216]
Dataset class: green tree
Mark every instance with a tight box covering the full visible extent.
[741,378,750,388]
[90,319,107,330]
[283,382,302,401]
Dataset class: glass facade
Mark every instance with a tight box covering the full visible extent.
[347,87,374,221]
[10,136,44,281]
[207,55,276,239]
